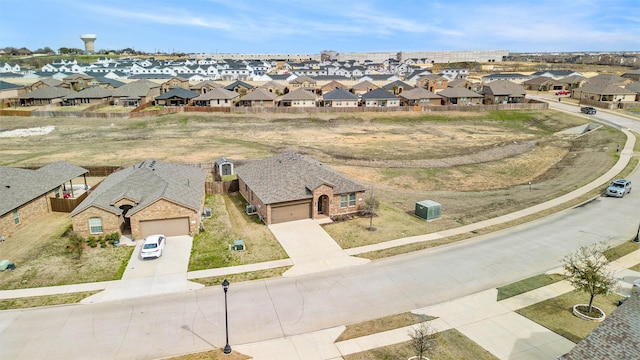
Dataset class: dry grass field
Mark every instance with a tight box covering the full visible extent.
[0,109,628,290]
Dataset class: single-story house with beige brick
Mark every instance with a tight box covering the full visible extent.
[1,161,88,240]
[235,152,367,225]
[70,160,206,240]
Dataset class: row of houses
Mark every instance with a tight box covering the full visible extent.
[1,153,366,241]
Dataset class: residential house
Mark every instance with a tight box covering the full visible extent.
[417,74,448,93]
[28,78,63,91]
[398,87,442,107]
[18,86,74,106]
[64,86,114,105]
[319,80,349,95]
[531,70,582,80]
[480,80,527,104]
[1,162,88,239]
[61,74,95,91]
[237,88,278,107]
[321,88,358,108]
[289,75,317,92]
[259,81,287,95]
[350,80,379,97]
[383,80,413,95]
[189,80,222,95]
[192,87,239,107]
[481,73,531,84]
[225,80,254,95]
[572,79,637,106]
[447,79,481,92]
[0,80,27,107]
[70,160,206,240]
[235,152,367,224]
[437,87,484,105]
[111,79,161,107]
[154,87,200,106]
[558,74,588,90]
[160,77,190,94]
[523,76,560,91]
[279,88,317,107]
[621,69,640,82]
[361,88,399,107]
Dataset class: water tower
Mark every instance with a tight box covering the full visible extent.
[80,34,97,53]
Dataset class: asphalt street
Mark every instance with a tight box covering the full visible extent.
[1,102,639,359]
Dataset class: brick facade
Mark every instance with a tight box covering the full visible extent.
[0,190,56,240]
[129,199,201,239]
[71,207,122,238]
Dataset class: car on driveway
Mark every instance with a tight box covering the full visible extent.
[605,179,632,198]
[140,234,166,259]
[581,106,597,115]
[555,90,570,95]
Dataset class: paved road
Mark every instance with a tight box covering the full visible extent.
[1,104,639,359]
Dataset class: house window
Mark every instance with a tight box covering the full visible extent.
[54,188,60,198]
[349,193,356,207]
[89,217,103,234]
[340,195,348,208]
[13,209,20,224]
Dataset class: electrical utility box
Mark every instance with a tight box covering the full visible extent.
[415,200,441,221]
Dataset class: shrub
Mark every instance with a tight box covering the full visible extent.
[99,236,106,248]
[87,236,97,248]
[66,230,84,259]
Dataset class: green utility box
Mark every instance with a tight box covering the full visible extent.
[0,259,16,271]
[415,200,441,221]
[233,239,245,251]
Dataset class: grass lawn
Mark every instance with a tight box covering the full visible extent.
[188,193,287,271]
[516,290,622,343]
[343,329,498,360]
[166,348,250,360]
[603,240,640,261]
[497,273,567,301]
[336,312,436,342]
[191,266,290,286]
[0,291,101,310]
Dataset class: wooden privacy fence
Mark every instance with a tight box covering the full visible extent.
[50,191,89,213]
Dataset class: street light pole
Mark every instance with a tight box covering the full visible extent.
[222,279,231,354]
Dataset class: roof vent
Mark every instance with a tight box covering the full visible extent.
[5,185,10,189]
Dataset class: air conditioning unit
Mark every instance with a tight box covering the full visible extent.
[246,205,257,215]
[203,208,212,218]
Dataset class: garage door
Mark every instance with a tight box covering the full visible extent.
[140,217,190,238]
[271,200,312,224]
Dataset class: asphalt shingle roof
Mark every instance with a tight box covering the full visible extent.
[322,88,357,100]
[1,162,88,216]
[560,293,640,359]
[70,160,206,217]
[155,87,200,100]
[19,86,73,99]
[235,152,366,204]
[361,88,397,100]
[193,88,239,101]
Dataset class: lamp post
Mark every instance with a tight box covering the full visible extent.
[222,279,231,354]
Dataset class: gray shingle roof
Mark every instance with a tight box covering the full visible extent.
[1,161,88,216]
[361,88,397,100]
[155,87,199,100]
[19,86,74,99]
[70,160,206,217]
[322,88,357,100]
[112,80,160,98]
[280,88,317,101]
[193,88,239,101]
[437,87,483,98]
[240,88,278,101]
[560,293,640,359]
[482,80,526,96]
[398,87,441,100]
[235,152,366,204]
[65,86,114,99]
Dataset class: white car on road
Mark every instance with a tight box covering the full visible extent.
[140,234,166,259]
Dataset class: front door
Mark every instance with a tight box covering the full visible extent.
[317,195,328,215]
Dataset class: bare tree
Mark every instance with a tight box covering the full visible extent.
[562,242,617,313]
[409,321,438,359]
[363,188,379,231]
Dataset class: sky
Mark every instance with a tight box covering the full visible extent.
[1,0,638,55]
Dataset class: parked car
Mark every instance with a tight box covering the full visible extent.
[555,90,570,95]
[140,234,166,259]
[605,179,632,198]
[581,106,597,115]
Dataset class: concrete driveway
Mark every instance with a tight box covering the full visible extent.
[268,219,369,276]
[82,235,203,304]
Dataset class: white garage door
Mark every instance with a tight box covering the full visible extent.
[140,217,190,238]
